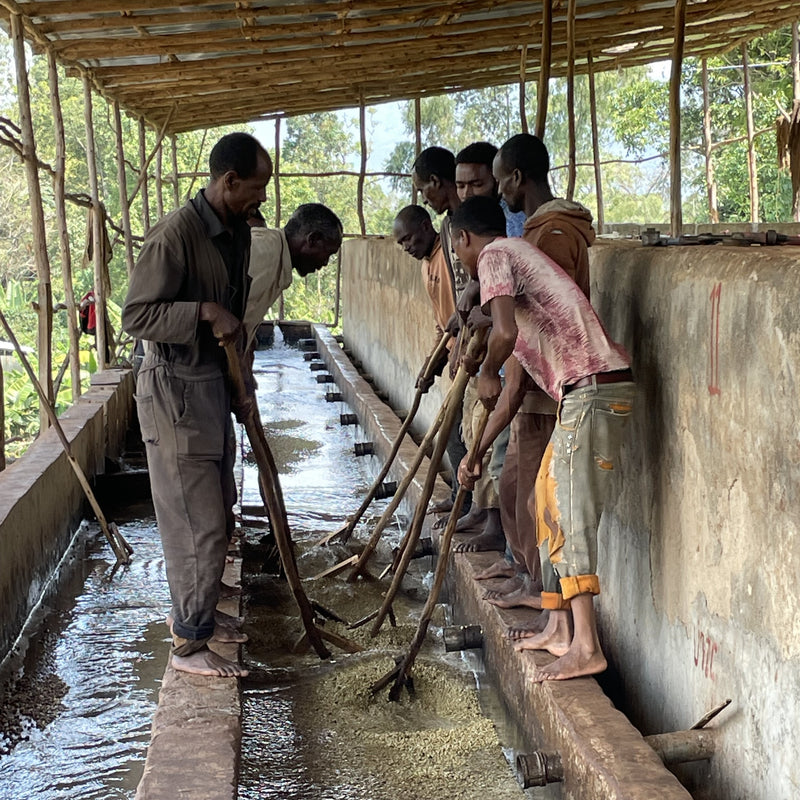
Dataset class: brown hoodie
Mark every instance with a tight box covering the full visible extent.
[522,199,595,298]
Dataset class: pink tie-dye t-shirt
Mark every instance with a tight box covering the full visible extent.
[478,238,630,400]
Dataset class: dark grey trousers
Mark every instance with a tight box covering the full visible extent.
[135,354,236,654]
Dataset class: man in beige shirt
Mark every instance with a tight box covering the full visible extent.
[243,203,343,350]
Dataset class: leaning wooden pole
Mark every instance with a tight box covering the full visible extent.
[12,13,54,430]
[82,75,108,370]
[380,407,490,701]
[669,0,687,237]
[535,0,552,139]
[47,50,82,401]
[320,331,451,546]
[138,117,151,233]
[357,96,367,236]
[346,381,453,583]
[519,45,529,134]
[223,341,332,659]
[587,51,605,234]
[0,309,132,566]
[565,0,577,200]
[701,59,719,224]
[369,330,487,637]
[113,101,135,277]
[742,43,759,225]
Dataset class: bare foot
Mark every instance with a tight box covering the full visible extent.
[215,609,244,627]
[482,574,524,598]
[166,614,247,644]
[475,558,518,580]
[486,584,542,610]
[454,529,505,553]
[171,648,250,678]
[219,581,242,599]
[428,498,453,515]
[506,616,548,641]
[532,645,607,682]
[455,506,487,532]
[513,609,572,656]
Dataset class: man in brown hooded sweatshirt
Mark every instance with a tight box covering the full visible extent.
[474,133,595,638]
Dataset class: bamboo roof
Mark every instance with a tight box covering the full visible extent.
[1,0,798,133]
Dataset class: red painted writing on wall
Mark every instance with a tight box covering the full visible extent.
[694,630,718,680]
[708,282,722,396]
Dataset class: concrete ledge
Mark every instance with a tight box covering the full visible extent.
[0,369,134,666]
[450,552,691,800]
[312,323,451,510]
[135,563,243,800]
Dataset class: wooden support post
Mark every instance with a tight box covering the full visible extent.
[0,360,5,472]
[742,43,759,225]
[413,96,421,204]
[12,13,54,429]
[182,128,207,202]
[274,118,282,226]
[793,22,800,222]
[701,59,719,224]
[793,22,800,103]
[127,108,174,212]
[587,52,604,235]
[519,45,529,134]
[82,74,108,370]
[113,101,135,277]
[138,117,151,232]
[535,0,552,139]
[358,96,367,236]
[565,0,577,200]
[274,117,284,319]
[171,134,180,210]
[47,50,81,401]
[155,143,164,219]
[669,0,687,237]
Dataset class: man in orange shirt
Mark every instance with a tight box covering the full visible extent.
[393,205,469,512]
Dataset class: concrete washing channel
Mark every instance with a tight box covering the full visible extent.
[0,323,700,800]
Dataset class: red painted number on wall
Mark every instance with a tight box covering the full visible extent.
[708,282,722,396]
[694,630,718,680]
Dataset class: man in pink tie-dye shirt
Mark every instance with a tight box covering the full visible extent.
[453,196,635,683]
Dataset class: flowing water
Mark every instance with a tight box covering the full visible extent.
[0,331,548,799]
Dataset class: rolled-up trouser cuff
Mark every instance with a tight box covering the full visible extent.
[559,573,600,601]
[541,591,571,610]
[172,634,213,657]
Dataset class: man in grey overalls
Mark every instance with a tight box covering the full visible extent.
[123,132,271,677]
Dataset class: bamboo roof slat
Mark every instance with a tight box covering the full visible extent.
[0,0,796,132]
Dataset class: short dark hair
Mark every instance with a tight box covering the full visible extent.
[412,146,456,183]
[284,203,343,242]
[209,132,271,179]
[450,196,506,238]
[456,141,498,168]
[497,133,550,182]
[394,204,433,228]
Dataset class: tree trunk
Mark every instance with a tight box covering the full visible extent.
[535,0,552,139]
[701,60,719,224]
[587,52,604,234]
[742,43,759,224]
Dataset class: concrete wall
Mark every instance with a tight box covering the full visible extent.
[341,236,448,439]
[341,236,800,800]
[0,370,134,665]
